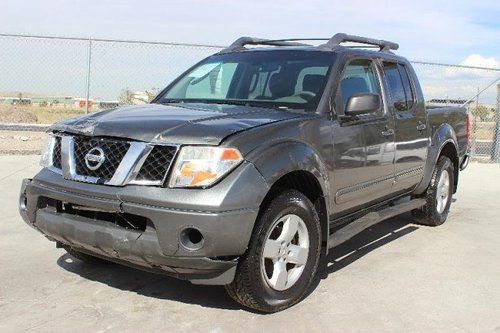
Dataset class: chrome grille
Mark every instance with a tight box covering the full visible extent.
[135,145,177,183]
[73,136,130,181]
[50,134,178,186]
[52,136,62,169]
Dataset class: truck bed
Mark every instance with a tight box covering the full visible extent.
[426,105,468,157]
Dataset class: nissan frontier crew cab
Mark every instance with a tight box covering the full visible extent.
[19,33,469,313]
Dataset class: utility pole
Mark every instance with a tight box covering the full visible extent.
[84,37,93,114]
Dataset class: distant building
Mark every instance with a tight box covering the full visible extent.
[99,100,120,109]
[0,97,32,105]
[31,96,74,106]
[74,98,94,110]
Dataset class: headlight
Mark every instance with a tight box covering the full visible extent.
[169,146,243,188]
[40,134,55,168]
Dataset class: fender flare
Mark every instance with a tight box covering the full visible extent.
[246,140,332,249]
[413,123,459,195]
[247,140,330,203]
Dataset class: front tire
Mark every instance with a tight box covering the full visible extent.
[225,190,321,313]
[412,156,454,226]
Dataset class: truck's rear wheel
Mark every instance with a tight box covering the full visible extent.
[412,156,454,226]
[225,190,321,313]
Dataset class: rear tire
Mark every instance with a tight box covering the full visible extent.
[412,156,454,226]
[225,190,321,313]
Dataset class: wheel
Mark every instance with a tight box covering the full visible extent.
[225,190,321,313]
[65,247,110,265]
[412,156,454,226]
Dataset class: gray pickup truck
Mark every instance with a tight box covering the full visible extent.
[19,33,469,312]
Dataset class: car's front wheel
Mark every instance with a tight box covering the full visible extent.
[225,190,321,313]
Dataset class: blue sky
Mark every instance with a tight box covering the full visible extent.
[0,0,499,103]
[1,0,499,64]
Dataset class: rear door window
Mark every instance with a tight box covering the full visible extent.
[383,62,406,111]
[398,64,415,109]
[383,62,415,111]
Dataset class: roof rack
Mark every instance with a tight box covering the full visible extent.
[220,37,313,53]
[220,33,399,53]
[322,33,399,52]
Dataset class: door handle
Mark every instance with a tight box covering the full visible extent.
[381,128,394,137]
[417,122,427,132]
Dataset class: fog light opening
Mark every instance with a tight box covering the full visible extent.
[180,228,204,251]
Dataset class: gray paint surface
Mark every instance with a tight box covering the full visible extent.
[23,46,468,282]
[50,103,302,145]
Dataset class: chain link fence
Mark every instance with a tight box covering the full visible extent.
[1,33,499,161]
[411,62,500,161]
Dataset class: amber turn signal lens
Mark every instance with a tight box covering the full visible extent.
[169,146,243,188]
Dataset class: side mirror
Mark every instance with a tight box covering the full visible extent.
[345,93,381,116]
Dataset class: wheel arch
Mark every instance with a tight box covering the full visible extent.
[248,141,331,255]
[439,141,459,192]
[414,123,460,195]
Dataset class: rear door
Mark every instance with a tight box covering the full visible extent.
[331,58,395,215]
[381,62,428,194]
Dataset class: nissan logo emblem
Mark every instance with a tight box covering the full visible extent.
[85,147,105,170]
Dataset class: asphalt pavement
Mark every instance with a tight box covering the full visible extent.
[1,155,499,332]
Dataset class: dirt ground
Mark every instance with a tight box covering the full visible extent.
[0,155,499,332]
[0,130,46,154]
[0,105,84,124]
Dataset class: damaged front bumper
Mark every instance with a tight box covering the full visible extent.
[19,162,268,285]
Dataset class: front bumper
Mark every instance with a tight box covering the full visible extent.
[19,162,269,285]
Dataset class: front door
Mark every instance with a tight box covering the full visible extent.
[331,58,395,216]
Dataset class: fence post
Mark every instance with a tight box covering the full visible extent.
[492,84,500,162]
[471,89,478,157]
[84,37,93,114]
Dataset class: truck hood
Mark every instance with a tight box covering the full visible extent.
[50,103,302,145]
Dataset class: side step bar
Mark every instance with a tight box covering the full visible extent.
[328,198,426,249]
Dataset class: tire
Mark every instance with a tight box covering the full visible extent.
[65,247,110,265]
[225,190,321,313]
[412,156,454,226]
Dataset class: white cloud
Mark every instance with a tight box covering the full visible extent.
[1,0,499,63]
[444,54,500,79]
[415,54,499,103]
[459,54,500,69]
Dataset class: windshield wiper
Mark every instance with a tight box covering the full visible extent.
[159,99,183,104]
[158,98,302,112]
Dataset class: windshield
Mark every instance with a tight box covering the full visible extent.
[156,50,335,110]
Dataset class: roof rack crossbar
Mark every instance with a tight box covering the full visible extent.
[221,34,399,53]
[324,33,399,52]
[221,37,312,53]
